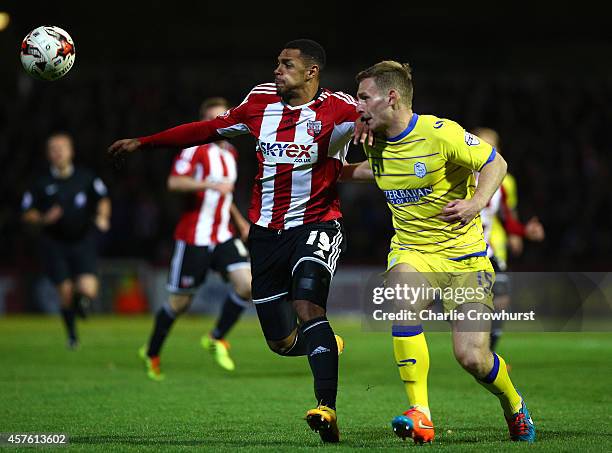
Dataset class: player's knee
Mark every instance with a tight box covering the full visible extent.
[56,280,74,307]
[168,294,192,315]
[228,268,252,301]
[455,349,489,376]
[292,261,330,315]
[266,332,297,356]
[232,280,252,301]
[293,299,325,322]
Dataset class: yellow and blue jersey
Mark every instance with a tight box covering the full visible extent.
[364,113,496,261]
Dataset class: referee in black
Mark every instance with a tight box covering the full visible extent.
[22,132,111,349]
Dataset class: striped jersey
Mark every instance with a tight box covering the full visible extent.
[171,141,237,246]
[363,113,496,260]
[140,83,359,230]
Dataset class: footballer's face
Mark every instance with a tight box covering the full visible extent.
[274,49,311,96]
[47,135,74,169]
[357,78,393,133]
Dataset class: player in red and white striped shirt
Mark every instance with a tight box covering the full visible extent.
[140,98,252,380]
[474,127,545,354]
[110,40,359,442]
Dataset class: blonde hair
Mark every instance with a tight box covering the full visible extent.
[356,60,413,107]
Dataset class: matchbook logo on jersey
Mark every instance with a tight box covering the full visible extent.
[384,187,433,205]
[258,141,319,164]
[464,131,480,146]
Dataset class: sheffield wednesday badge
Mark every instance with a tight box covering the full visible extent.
[414,162,427,178]
[306,120,322,137]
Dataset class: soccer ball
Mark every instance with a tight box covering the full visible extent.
[20,26,76,81]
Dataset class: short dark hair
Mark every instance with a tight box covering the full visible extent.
[283,39,326,70]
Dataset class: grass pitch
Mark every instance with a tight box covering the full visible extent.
[1,315,611,451]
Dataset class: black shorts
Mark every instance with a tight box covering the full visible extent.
[167,237,250,294]
[40,232,98,285]
[248,219,346,306]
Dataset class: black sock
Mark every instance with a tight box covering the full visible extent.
[280,329,309,356]
[147,305,176,357]
[301,316,338,409]
[60,307,77,341]
[72,293,91,319]
[211,292,247,340]
[490,319,504,352]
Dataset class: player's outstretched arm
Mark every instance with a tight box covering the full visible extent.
[439,153,507,230]
[108,119,228,158]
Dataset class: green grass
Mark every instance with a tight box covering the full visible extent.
[1,315,611,451]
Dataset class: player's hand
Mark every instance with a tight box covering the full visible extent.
[353,118,374,146]
[524,216,545,242]
[43,205,63,224]
[438,199,480,230]
[508,234,524,256]
[209,182,234,195]
[108,138,141,157]
[95,215,111,233]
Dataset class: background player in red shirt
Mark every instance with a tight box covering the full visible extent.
[110,39,359,443]
[139,98,252,381]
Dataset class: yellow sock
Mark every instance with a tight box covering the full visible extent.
[392,325,430,419]
[478,353,522,417]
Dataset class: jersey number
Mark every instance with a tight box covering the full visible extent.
[306,230,331,258]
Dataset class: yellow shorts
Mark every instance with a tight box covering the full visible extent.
[386,248,495,311]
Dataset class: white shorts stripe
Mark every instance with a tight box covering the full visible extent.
[252,291,289,304]
[226,262,251,273]
[291,256,332,276]
[327,220,343,273]
[169,240,186,289]
[302,319,329,333]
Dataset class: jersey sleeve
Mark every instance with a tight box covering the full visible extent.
[21,180,43,212]
[329,92,359,158]
[21,190,36,212]
[332,92,360,125]
[439,120,496,171]
[87,170,109,204]
[170,147,199,177]
[139,89,255,148]
[500,185,526,236]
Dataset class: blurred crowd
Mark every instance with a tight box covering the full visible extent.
[1,65,610,272]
